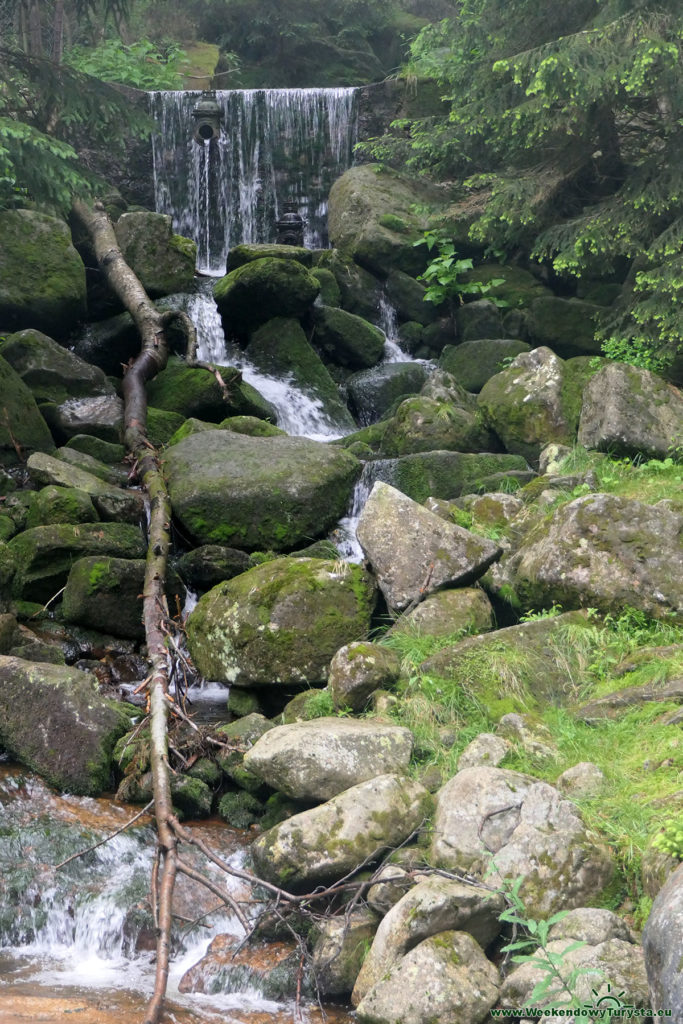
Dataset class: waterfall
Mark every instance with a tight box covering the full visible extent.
[377,292,413,363]
[151,88,358,275]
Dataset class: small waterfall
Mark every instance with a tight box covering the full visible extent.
[188,281,349,440]
[333,461,389,562]
[151,88,358,274]
[377,292,412,363]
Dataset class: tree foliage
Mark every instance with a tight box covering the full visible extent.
[367,0,683,369]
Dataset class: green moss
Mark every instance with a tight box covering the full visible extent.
[378,214,409,234]
[218,790,264,828]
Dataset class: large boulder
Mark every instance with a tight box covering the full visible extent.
[0,656,130,794]
[243,718,413,801]
[226,242,313,270]
[506,493,683,621]
[312,909,379,997]
[379,394,497,457]
[420,612,594,718]
[245,317,354,431]
[0,329,112,405]
[146,357,275,423]
[24,485,98,529]
[355,931,500,1024]
[527,295,602,357]
[213,257,319,334]
[185,557,376,686]
[352,877,504,1005]
[430,766,614,916]
[312,305,385,370]
[357,451,529,504]
[392,587,494,638]
[347,362,430,426]
[327,164,435,277]
[477,347,593,461]
[357,481,501,611]
[0,356,54,465]
[385,269,436,325]
[5,522,146,601]
[317,249,382,320]
[27,452,142,524]
[175,544,252,591]
[42,394,124,445]
[643,861,683,1019]
[251,773,433,890]
[578,362,683,459]
[114,212,196,297]
[439,339,531,393]
[164,430,360,550]
[454,299,504,342]
[327,641,401,711]
[0,209,86,337]
[500,908,649,1015]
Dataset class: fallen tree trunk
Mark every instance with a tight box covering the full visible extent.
[72,199,195,1024]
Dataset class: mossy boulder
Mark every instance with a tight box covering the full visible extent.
[63,558,149,639]
[478,347,588,461]
[245,317,354,431]
[462,263,550,309]
[0,329,112,405]
[310,266,341,307]
[506,493,683,622]
[54,446,127,486]
[420,611,594,718]
[379,394,498,457]
[175,545,252,591]
[6,522,146,601]
[251,773,433,890]
[365,451,529,504]
[385,269,436,325]
[578,362,683,460]
[312,305,385,370]
[164,430,360,550]
[243,718,413,801]
[439,339,531,393]
[455,299,503,342]
[316,250,382,320]
[146,357,275,424]
[64,435,125,464]
[0,655,131,794]
[431,766,613,916]
[527,295,602,357]
[185,556,376,687]
[328,641,402,712]
[27,452,142,524]
[218,790,264,828]
[214,257,319,335]
[0,355,55,466]
[327,165,436,278]
[226,243,313,271]
[347,362,430,426]
[0,209,86,337]
[42,394,124,445]
[114,212,196,297]
[312,909,379,997]
[219,415,285,437]
[147,407,185,446]
[392,587,494,639]
[24,485,98,529]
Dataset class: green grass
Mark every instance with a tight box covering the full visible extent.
[554,450,683,506]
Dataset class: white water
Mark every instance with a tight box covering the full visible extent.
[187,283,349,441]
[152,88,358,274]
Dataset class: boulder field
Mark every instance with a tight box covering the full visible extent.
[0,193,681,1024]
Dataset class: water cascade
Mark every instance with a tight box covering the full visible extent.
[151,88,358,274]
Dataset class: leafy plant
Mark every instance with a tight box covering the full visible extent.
[64,37,188,89]
[414,230,506,307]
[652,818,683,861]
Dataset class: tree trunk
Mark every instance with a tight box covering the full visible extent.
[27,0,41,56]
[53,0,65,63]
[71,199,195,1024]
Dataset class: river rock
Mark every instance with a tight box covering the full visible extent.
[251,773,432,890]
[355,930,500,1024]
[643,861,683,1018]
[72,310,140,376]
[179,934,302,999]
[328,164,433,278]
[243,718,413,801]
[327,641,401,711]
[578,362,683,460]
[245,316,354,431]
[506,493,683,621]
[0,209,86,337]
[392,587,495,639]
[500,907,649,1014]
[527,295,602,357]
[478,347,588,461]
[357,481,502,612]
[430,766,614,916]
[312,304,385,370]
[185,557,375,686]
[457,733,511,771]
[164,429,359,549]
[379,394,497,457]
[353,877,504,1005]
[439,339,531,393]
[0,356,55,465]
[5,522,146,602]
[0,656,130,794]
[227,242,313,270]
[0,329,112,405]
[175,545,252,590]
[146,357,275,423]
[360,451,529,504]
[455,299,504,342]
[347,362,430,426]
[25,485,98,529]
[27,452,142,524]
[313,908,379,997]
[65,434,125,464]
[115,212,196,297]
[55,446,127,486]
[214,257,319,334]
[385,268,435,325]
[420,612,593,718]
[43,394,124,445]
[317,250,382,320]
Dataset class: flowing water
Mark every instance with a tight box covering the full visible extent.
[151,89,358,274]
